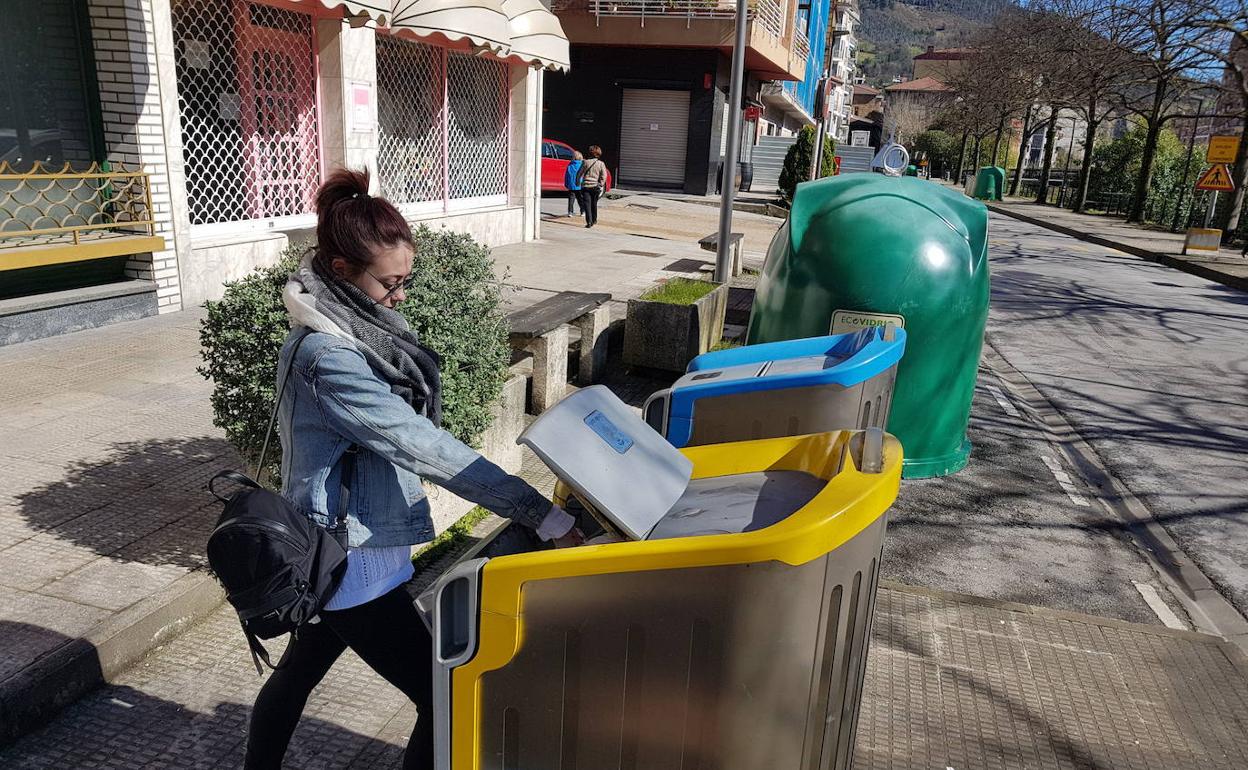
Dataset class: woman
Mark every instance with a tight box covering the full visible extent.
[246,168,582,769]
[564,150,583,217]
[578,145,607,228]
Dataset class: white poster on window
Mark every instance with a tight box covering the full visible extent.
[851,130,871,147]
[183,39,210,71]
[349,82,373,133]
[217,93,240,121]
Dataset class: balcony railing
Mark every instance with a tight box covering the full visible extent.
[554,0,785,38]
[0,161,164,271]
[793,29,810,62]
[752,0,783,38]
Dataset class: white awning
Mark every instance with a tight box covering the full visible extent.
[307,1,393,26]
[388,0,569,71]
[501,0,570,72]
[389,0,513,56]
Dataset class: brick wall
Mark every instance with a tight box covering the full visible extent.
[87,0,186,312]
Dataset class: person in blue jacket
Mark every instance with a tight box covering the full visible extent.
[564,150,583,217]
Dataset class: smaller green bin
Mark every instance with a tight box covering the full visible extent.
[973,166,1006,201]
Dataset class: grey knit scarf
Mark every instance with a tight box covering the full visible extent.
[296,258,442,426]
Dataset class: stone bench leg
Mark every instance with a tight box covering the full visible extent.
[575,304,611,385]
[731,240,743,277]
[525,324,568,414]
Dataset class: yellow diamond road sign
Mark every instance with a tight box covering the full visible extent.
[1195,164,1235,193]
[1207,135,1240,164]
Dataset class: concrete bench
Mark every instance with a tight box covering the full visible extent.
[698,231,744,276]
[508,291,611,412]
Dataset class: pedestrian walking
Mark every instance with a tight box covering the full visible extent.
[564,150,583,217]
[245,168,583,770]
[577,145,607,228]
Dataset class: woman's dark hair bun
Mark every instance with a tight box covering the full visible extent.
[313,168,412,277]
[316,167,371,217]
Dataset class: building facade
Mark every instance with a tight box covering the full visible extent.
[882,76,952,142]
[824,0,858,143]
[1,0,567,344]
[911,46,973,84]
[544,0,808,195]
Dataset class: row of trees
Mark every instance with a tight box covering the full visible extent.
[932,0,1246,238]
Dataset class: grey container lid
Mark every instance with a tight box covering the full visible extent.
[517,385,693,540]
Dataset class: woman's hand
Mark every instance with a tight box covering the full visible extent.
[552,527,586,549]
[537,503,581,546]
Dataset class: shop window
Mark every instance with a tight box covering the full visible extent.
[0,0,102,174]
[377,36,444,207]
[174,0,320,227]
[377,35,509,210]
[446,54,508,202]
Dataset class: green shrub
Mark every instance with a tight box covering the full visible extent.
[639,277,718,305]
[778,125,836,202]
[1086,123,1199,223]
[412,506,492,566]
[911,130,959,177]
[198,226,510,476]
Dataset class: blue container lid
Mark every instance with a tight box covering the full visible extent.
[663,328,907,447]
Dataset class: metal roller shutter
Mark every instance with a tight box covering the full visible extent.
[619,88,690,187]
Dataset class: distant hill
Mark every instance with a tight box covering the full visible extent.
[856,0,1014,87]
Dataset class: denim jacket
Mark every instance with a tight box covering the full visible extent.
[276,329,549,547]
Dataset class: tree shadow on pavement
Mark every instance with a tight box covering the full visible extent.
[0,620,409,768]
[15,436,239,570]
[866,604,1114,770]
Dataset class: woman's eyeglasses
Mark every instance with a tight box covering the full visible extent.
[365,269,415,299]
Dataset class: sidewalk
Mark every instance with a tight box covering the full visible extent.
[571,190,784,262]
[0,224,712,744]
[987,198,1248,292]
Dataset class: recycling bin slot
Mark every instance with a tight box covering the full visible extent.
[648,470,826,539]
[643,327,906,448]
[427,385,902,770]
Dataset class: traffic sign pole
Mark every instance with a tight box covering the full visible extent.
[1205,191,1218,228]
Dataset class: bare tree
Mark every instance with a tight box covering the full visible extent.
[884,93,949,145]
[1109,0,1225,223]
[1034,0,1143,212]
[944,8,1056,187]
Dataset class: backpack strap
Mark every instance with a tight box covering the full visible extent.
[208,470,261,503]
[241,618,277,675]
[255,329,314,483]
[327,446,357,549]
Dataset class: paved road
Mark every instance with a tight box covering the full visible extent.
[896,214,1247,626]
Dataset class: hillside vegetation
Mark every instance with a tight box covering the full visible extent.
[856,0,1013,86]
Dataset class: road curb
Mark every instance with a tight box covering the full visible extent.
[0,570,224,747]
[985,202,1248,293]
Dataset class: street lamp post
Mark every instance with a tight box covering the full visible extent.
[715,0,750,284]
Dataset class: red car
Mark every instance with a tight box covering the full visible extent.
[541,139,613,193]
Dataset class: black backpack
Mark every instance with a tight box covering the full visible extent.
[206,331,354,673]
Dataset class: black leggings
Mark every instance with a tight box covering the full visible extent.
[244,586,433,769]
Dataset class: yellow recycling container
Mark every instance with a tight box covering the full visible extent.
[422,386,902,770]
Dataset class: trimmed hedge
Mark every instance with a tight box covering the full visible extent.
[198,226,510,477]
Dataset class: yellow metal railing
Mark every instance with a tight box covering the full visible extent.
[0,161,164,271]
